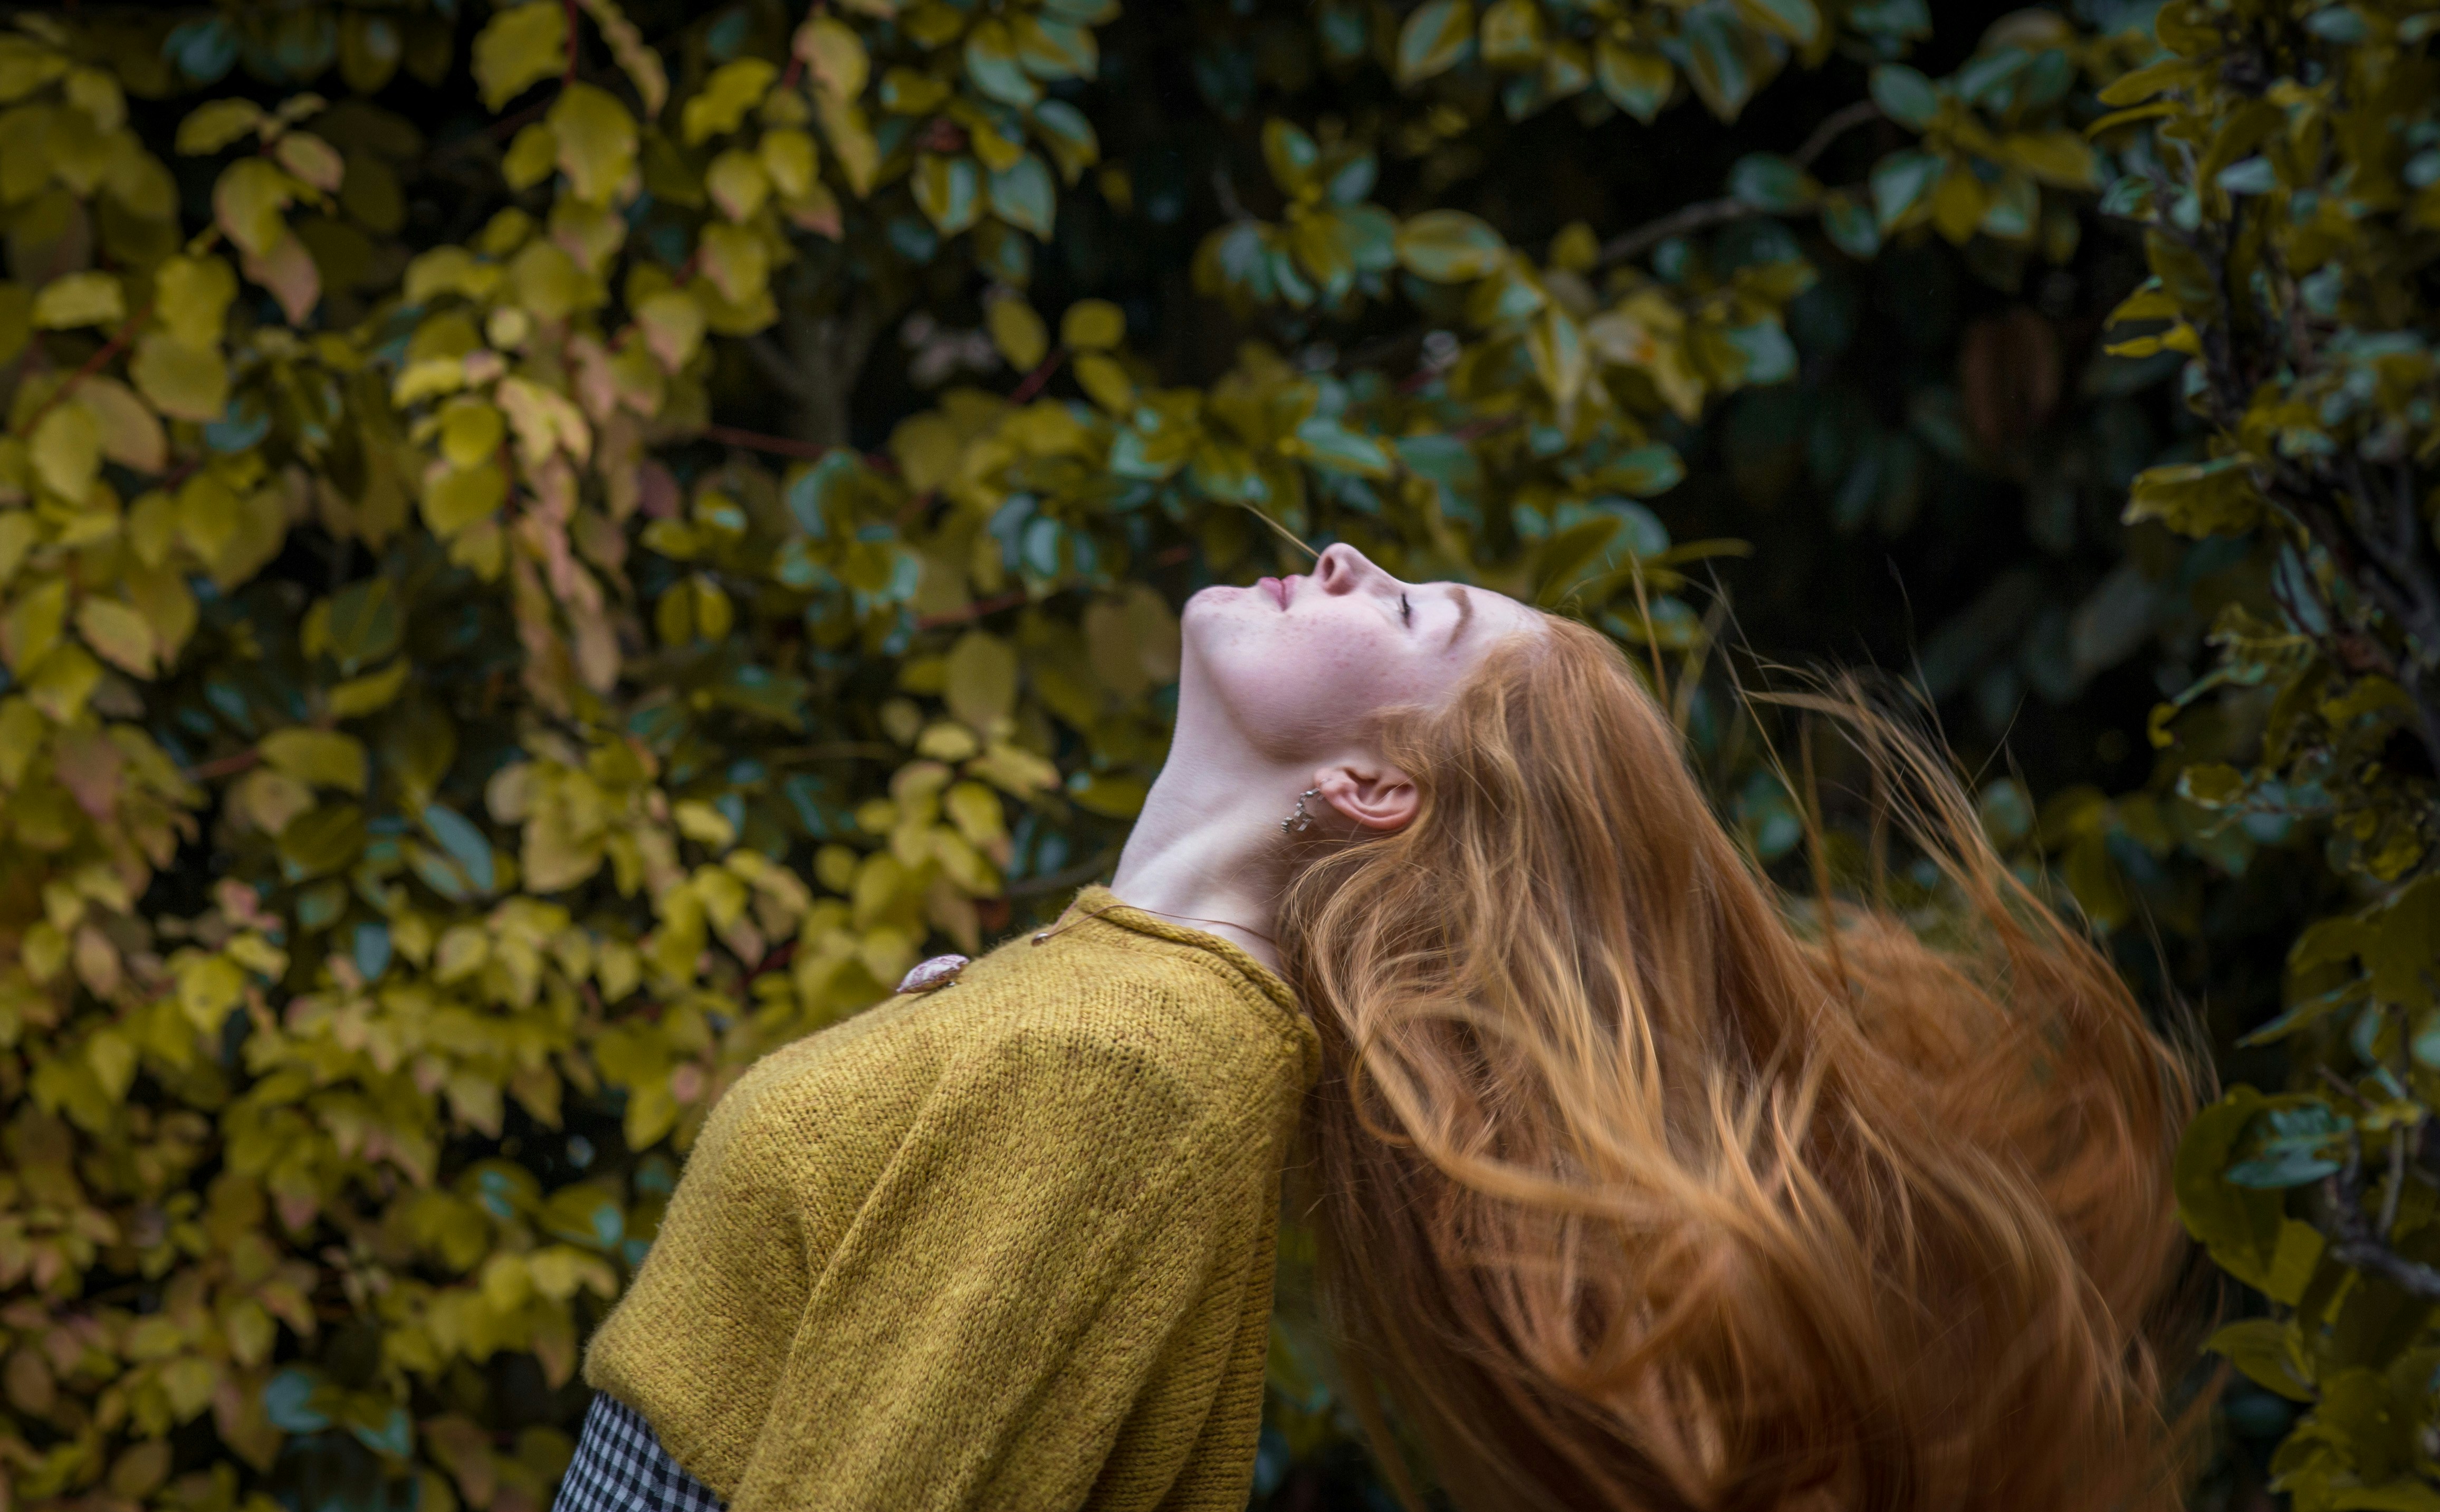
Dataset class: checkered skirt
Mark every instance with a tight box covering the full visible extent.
[551,1392,726,1512]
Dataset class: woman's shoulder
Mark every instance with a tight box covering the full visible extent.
[946,924,1309,1092]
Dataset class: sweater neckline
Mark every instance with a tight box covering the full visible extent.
[1062,884,1299,1018]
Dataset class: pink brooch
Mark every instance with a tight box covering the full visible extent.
[897,954,970,993]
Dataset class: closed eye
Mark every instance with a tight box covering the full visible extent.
[1399,592,1412,626]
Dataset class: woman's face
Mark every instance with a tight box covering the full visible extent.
[1179,542,1538,758]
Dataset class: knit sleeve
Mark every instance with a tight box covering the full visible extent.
[722,1016,1277,1512]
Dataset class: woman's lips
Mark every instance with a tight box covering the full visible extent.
[1257,576,1289,609]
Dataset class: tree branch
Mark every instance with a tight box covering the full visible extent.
[1595,101,1882,269]
[743,334,816,403]
[2327,1136,2440,1302]
[1792,99,1882,171]
[1597,198,1750,267]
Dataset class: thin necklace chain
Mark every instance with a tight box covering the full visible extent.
[1030,897,1277,947]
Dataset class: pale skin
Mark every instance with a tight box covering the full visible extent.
[1108,542,1541,973]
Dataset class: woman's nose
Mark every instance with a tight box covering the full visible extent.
[1314,542,1372,594]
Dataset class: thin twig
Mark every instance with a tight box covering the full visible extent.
[17,302,152,436]
[743,334,817,403]
[183,749,262,782]
[698,424,830,461]
[1597,198,1749,267]
[1008,348,1066,404]
[2379,1126,2407,1237]
[1792,100,1883,171]
[2326,1135,2440,1302]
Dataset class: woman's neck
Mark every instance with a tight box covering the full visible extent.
[1107,754,1296,973]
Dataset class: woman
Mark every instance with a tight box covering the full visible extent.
[555,544,2194,1512]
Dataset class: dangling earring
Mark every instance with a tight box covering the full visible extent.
[1280,788,1319,834]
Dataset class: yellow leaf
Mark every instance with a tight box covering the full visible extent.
[511,240,598,322]
[131,334,229,423]
[273,131,345,193]
[175,98,264,155]
[548,83,637,205]
[0,513,36,585]
[73,596,154,676]
[31,271,123,330]
[422,460,508,537]
[30,401,100,500]
[0,36,68,105]
[576,0,669,117]
[328,658,409,717]
[241,231,321,327]
[695,223,770,305]
[1074,352,1133,412]
[759,128,818,198]
[1929,166,1984,244]
[495,377,591,466]
[214,158,295,259]
[945,630,1018,730]
[439,398,506,470]
[681,58,779,146]
[673,800,736,849]
[473,0,569,112]
[705,149,771,222]
[502,121,559,190]
[1060,299,1124,351]
[177,473,242,560]
[126,564,196,664]
[79,378,166,474]
[634,290,705,372]
[817,94,879,197]
[154,254,238,347]
[2003,130,2096,189]
[2,577,68,673]
[795,17,870,104]
[260,729,369,794]
[985,297,1047,371]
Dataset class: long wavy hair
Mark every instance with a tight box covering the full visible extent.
[1277,614,2199,1512]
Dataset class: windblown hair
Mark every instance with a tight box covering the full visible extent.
[1277,615,2198,1512]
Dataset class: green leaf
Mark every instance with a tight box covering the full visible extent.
[1869,63,1941,129]
[1727,152,1812,212]
[988,154,1055,238]
[1294,417,1393,478]
[1679,4,1755,121]
[1820,192,1880,257]
[1869,149,1943,229]
[422,803,497,895]
[1594,40,1672,122]
[1261,118,1319,199]
[914,154,983,236]
[1395,209,1507,282]
[964,20,1041,109]
[1735,0,1820,45]
[1030,99,1099,185]
[1396,0,1475,85]
[324,578,400,674]
[2173,1087,2286,1291]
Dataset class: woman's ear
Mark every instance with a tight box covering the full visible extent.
[1313,761,1420,832]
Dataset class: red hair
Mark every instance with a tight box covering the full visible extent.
[1279,616,2198,1510]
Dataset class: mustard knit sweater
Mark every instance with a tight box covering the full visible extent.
[578,886,1321,1512]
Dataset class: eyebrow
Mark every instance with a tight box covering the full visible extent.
[1444,585,1472,648]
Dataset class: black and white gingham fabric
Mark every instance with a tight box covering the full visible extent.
[552,1391,726,1512]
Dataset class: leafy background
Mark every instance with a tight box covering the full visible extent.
[0,0,2432,1509]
